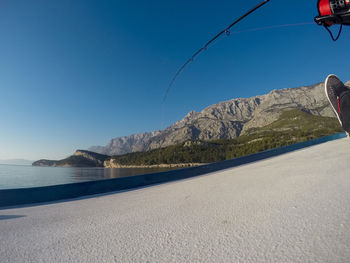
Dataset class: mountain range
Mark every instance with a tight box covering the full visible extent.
[89,80,349,156]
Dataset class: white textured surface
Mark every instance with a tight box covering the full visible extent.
[1,139,350,263]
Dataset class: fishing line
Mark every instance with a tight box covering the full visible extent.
[159,20,314,136]
[162,0,271,103]
[162,21,314,104]
[229,22,314,35]
[324,23,343,41]
[193,22,315,58]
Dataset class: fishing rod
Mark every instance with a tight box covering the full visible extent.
[163,0,350,102]
[163,0,271,102]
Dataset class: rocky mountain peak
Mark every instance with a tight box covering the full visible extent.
[88,80,344,156]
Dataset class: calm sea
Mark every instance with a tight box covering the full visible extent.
[1,133,346,190]
[0,165,175,189]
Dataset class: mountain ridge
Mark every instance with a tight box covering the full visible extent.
[32,108,343,168]
[89,80,349,156]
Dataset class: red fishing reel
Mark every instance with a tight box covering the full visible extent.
[315,0,350,26]
[315,0,350,40]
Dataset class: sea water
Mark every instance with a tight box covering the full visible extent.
[0,165,174,189]
[1,133,346,190]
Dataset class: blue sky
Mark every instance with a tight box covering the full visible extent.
[1,0,349,160]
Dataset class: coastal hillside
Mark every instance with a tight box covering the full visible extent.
[89,80,349,156]
[32,150,110,167]
[33,109,342,168]
[106,109,342,167]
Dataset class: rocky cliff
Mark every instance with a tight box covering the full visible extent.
[89,80,349,156]
[89,131,161,156]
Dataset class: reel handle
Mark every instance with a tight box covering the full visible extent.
[315,14,343,26]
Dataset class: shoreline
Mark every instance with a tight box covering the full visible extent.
[103,162,205,169]
[32,162,206,168]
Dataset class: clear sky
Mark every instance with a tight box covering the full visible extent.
[1,0,349,160]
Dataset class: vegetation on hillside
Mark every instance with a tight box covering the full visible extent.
[110,109,343,165]
[32,151,110,167]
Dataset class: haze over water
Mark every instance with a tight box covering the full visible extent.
[0,165,174,189]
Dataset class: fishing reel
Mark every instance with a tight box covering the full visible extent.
[315,0,350,40]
